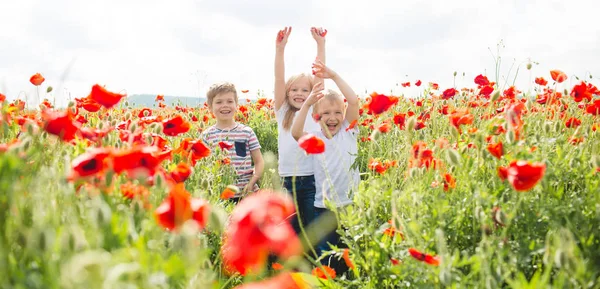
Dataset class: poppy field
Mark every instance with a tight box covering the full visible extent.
[1,69,599,288]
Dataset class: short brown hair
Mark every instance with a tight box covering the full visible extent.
[206,82,238,107]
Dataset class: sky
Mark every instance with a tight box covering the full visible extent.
[1,0,599,107]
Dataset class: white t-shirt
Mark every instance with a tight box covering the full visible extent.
[276,104,321,176]
[311,120,359,208]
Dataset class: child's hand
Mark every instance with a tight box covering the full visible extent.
[276,27,292,49]
[305,82,324,107]
[312,59,337,80]
[311,27,327,45]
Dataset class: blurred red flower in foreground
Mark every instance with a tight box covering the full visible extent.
[221,190,301,275]
[170,162,192,183]
[30,73,45,86]
[42,109,81,142]
[550,70,567,83]
[366,92,399,115]
[90,84,126,108]
[499,161,546,191]
[312,265,336,279]
[154,183,209,231]
[408,248,440,266]
[298,134,325,154]
[233,273,305,289]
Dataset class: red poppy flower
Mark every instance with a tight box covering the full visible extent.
[408,248,440,266]
[429,82,439,90]
[220,186,237,200]
[550,70,567,83]
[312,265,336,279]
[90,84,126,108]
[0,93,5,102]
[443,173,456,191]
[120,182,149,200]
[170,162,192,183]
[390,258,402,266]
[30,73,45,86]
[241,90,249,93]
[342,249,355,270]
[442,88,458,99]
[479,85,494,97]
[76,95,102,113]
[298,134,325,154]
[191,139,211,162]
[565,117,581,128]
[487,141,503,159]
[112,146,162,177]
[155,94,164,102]
[69,148,112,179]
[367,92,399,115]
[474,74,490,86]
[191,198,210,229]
[42,109,81,142]
[154,183,192,230]
[218,141,234,151]
[415,80,422,87]
[368,158,388,174]
[449,110,474,130]
[221,190,301,275]
[233,273,305,289]
[506,160,546,191]
[162,115,191,136]
[376,122,392,133]
[345,119,358,131]
[570,81,593,103]
[586,99,600,115]
[535,77,548,86]
[401,82,411,87]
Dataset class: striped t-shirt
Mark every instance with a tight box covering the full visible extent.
[201,123,261,195]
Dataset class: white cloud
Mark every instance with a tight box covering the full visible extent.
[1,0,599,107]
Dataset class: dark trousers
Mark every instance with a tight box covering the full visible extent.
[283,175,317,235]
[314,207,349,275]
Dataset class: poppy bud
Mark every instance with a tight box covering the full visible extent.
[490,90,501,102]
[453,71,457,77]
[68,101,75,108]
[525,99,532,112]
[505,130,515,144]
[145,135,153,145]
[26,123,35,135]
[553,121,561,133]
[409,168,418,178]
[124,101,129,106]
[38,230,47,251]
[47,86,53,93]
[543,122,552,134]
[125,112,132,120]
[105,170,114,188]
[406,116,417,131]
[526,63,532,70]
[154,173,164,188]
[129,123,138,133]
[446,149,461,166]
[16,230,28,248]
[591,155,600,168]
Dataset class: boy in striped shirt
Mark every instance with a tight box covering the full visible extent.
[201,82,264,203]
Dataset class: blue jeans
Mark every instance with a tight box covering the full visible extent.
[314,207,349,274]
[283,175,316,235]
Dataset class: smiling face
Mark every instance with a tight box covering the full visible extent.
[286,76,312,109]
[209,91,238,122]
[316,97,345,137]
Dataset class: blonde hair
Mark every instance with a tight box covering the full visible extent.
[313,89,345,115]
[206,82,238,107]
[282,73,314,131]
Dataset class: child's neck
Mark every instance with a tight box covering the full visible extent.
[215,119,237,130]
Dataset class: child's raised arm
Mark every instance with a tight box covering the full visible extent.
[312,60,360,124]
[274,27,292,110]
[292,82,324,141]
[311,27,327,87]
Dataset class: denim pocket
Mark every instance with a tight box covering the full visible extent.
[234,141,247,157]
